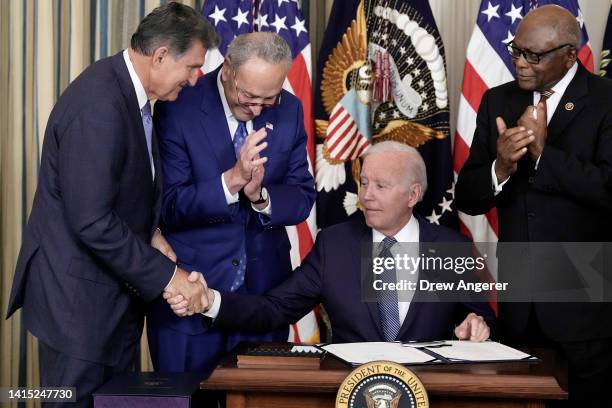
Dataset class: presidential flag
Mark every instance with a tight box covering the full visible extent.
[202,0,319,344]
[315,0,456,229]
[600,5,612,79]
[452,0,593,277]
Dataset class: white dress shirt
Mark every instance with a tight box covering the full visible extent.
[372,215,419,327]
[122,49,177,285]
[491,62,578,194]
[123,49,155,179]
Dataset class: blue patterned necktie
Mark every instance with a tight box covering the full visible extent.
[233,121,247,158]
[229,120,248,291]
[377,236,401,341]
[230,251,247,292]
[141,100,154,179]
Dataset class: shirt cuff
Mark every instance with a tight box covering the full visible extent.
[534,154,541,170]
[164,265,178,291]
[491,160,510,196]
[202,289,221,319]
[251,196,272,216]
[221,173,239,205]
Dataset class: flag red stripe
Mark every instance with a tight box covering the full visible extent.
[335,124,359,158]
[287,53,315,165]
[578,45,594,72]
[329,106,344,123]
[355,139,370,157]
[485,207,499,236]
[296,221,314,260]
[345,131,363,159]
[453,131,472,173]
[327,113,354,152]
[461,60,488,114]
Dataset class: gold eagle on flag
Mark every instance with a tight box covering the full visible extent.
[315,0,448,209]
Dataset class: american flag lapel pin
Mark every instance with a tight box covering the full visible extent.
[265,122,274,131]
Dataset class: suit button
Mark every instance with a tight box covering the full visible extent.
[528,176,535,184]
[232,259,240,266]
[527,212,535,218]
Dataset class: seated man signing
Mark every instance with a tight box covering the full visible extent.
[168,141,495,342]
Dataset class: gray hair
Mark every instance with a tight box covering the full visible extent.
[227,32,292,70]
[364,141,428,200]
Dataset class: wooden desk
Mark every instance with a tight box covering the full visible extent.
[201,347,567,408]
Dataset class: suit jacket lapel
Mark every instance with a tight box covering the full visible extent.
[252,107,278,149]
[200,67,236,172]
[504,83,532,128]
[112,52,155,183]
[546,63,588,144]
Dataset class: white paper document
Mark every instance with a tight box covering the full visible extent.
[320,342,436,365]
[320,341,534,365]
[417,340,532,362]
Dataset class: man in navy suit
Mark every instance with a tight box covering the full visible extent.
[6,4,218,406]
[170,141,494,343]
[148,32,315,375]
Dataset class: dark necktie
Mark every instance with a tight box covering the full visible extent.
[377,236,401,341]
[141,100,154,179]
[538,89,554,123]
[230,120,248,291]
[539,88,554,102]
[233,121,247,158]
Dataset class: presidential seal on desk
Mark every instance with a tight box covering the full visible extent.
[336,361,429,408]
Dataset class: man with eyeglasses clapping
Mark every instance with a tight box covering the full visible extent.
[456,5,612,406]
[147,32,315,377]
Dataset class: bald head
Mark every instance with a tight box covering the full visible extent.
[511,4,579,91]
[519,5,581,48]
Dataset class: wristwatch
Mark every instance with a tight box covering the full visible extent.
[251,187,268,205]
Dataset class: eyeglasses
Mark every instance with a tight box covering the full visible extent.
[232,69,281,108]
[506,41,573,64]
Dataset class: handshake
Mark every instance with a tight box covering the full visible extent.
[152,229,214,316]
[163,268,214,316]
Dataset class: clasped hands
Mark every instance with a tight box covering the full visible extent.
[494,101,547,183]
[151,229,212,315]
[164,272,215,316]
[224,127,268,204]
[163,269,213,315]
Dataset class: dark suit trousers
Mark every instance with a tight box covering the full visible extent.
[509,306,612,407]
[38,325,140,408]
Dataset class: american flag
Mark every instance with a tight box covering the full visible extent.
[325,92,371,162]
[201,0,319,344]
[453,0,593,268]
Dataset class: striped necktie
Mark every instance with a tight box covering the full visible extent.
[539,88,554,102]
[538,88,554,124]
[377,236,401,341]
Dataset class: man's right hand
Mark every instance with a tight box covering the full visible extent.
[224,127,268,194]
[494,116,534,183]
[163,268,209,315]
[164,271,216,316]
